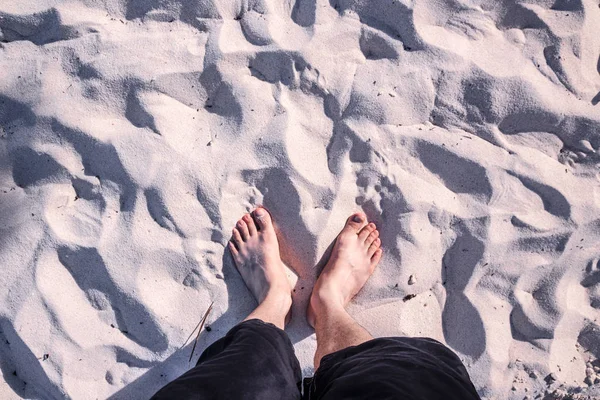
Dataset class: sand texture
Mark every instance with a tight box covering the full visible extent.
[1,0,600,399]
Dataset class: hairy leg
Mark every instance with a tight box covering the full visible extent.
[308,212,382,368]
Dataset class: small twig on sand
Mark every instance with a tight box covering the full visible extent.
[183,302,214,363]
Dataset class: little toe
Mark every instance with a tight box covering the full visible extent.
[232,229,243,248]
[343,212,368,234]
[228,241,239,256]
[237,219,250,240]
[358,223,376,241]
[368,238,381,257]
[371,248,383,266]
[244,213,257,236]
[253,207,274,231]
[365,230,379,248]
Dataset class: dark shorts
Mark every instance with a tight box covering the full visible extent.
[151,319,480,400]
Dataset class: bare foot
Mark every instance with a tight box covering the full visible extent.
[307,212,382,327]
[229,207,292,325]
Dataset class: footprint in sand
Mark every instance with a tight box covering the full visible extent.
[56,245,169,353]
[44,179,106,248]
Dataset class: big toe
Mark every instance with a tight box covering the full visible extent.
[253,207,274,231]
[343,212,368,233]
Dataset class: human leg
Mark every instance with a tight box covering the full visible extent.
[307,212,382,369]
[152,319,301,400]
[229,207,293,329]
[152,207,301,400]
[305,336,481,400]
[305,212,480,400]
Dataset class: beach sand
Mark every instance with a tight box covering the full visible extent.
[1,0,600,399]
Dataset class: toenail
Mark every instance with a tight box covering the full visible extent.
[353,214,363,223]
[254,208,266,218]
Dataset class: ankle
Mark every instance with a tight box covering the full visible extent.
[312,280,346,307]
[309,287,347,325]
[247,289,292,329]
[262,287,292,311]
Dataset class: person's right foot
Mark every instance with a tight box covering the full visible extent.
[307,213,382,327]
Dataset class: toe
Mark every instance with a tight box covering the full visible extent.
[358,223,376,241]
[343,212,368,234]
[364,229,379,247]
[237,220,250,240]
[368,238,381,257]
[228,241,239,256]
[370,248,383,273]
[370,248,383,268]
[232,228,243,248]
[244,213,257,236]
[253,207,274,231]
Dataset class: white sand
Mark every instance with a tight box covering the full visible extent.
[1,0,600,399]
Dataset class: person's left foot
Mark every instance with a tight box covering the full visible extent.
[229,207,292,313]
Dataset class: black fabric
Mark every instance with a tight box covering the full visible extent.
[304,337,480,400]
[152,319,481,400]
[151,319,302,400]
